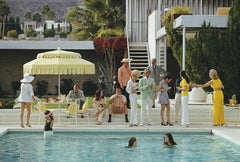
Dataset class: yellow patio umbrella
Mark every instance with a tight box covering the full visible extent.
[23,48,95,96]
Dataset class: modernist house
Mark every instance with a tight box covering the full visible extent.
[0,0,233,96]
[125,0,232,75]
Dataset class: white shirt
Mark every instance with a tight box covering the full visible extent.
[126,79,138,94]
[18,83,34,102]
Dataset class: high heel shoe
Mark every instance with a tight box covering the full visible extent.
[167,122,173,126]
[161,122,166,126]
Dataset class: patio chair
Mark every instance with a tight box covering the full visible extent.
[63,103,78,126]
[77,98,90,125]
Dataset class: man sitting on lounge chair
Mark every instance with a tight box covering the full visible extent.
[66,84,85,110]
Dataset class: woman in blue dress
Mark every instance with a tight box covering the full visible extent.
[158,75,172,126]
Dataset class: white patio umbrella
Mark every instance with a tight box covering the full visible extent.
[23,47,95,96]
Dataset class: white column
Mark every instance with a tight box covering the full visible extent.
[182,26,186,70]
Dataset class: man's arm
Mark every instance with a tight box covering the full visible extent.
[66,90,73,100]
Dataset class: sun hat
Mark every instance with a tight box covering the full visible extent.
[121,58,132,63]
[131,70,141,78]
[20,73,34,83]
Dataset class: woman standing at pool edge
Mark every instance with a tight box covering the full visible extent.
[18,73,35,128]
[193,69,224,126]
[177,71,191,127]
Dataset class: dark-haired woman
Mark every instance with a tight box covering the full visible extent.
[93,89,106,125]
[126,137,137,148]
[44,110,54,138]
[163,133,177,146]
[178,71,191,127]
[157,75,172,126]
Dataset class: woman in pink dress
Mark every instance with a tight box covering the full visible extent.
[93,89,106,125]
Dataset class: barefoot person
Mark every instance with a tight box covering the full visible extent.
[18,73,35,128]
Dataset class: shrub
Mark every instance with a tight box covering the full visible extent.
[82,81,98,96]
[44,29,56,37]
[26,28,37,37]
[11,81,21,96]
[97,28,123,37]
[57,79,74,95]
[59,31,67,38]
[36,80,48,97]
[0,86,3,98]
[7,30,18,39]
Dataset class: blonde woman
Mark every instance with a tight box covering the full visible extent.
[126,70,141,127]
[194,69,224,126]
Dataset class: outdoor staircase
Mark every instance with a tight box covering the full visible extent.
[128,42,149,75]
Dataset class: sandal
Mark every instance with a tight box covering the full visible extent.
[20,124,24,128]
[96,121,102,125]
[26,123,31,127]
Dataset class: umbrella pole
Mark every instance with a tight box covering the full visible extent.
[58,74,61,125]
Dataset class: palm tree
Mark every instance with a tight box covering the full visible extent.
[0,0,10,39]
[24,10,32,21]
[33,12,42,28]
[41,3,55,20]
[65,0,125,40]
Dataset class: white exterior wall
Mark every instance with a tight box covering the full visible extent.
[148,10,161,61]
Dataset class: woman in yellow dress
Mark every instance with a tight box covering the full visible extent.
[194,69,224,126]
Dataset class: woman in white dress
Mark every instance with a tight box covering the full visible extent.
[18,73,35,128]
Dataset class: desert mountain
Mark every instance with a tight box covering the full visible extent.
[5,0,80,22]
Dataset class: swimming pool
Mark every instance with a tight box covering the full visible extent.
[0,132,239,161]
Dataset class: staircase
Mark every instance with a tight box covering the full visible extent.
[128,42,149,75]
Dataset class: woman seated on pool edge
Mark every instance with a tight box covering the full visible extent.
[163,133,177,146]
[125,137,137,148]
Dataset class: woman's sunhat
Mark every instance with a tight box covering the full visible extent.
[20,73,34,83]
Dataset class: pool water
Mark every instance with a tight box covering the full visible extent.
[0,132,240,162]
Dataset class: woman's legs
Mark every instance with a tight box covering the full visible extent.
[20,102,25,127]
[166,104,171,122]
[160,104,165,123]
[26,103,32,126]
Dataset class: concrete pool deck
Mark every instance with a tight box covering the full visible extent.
[1,99,240,146]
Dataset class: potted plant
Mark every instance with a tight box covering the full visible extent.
[161,7,192,26]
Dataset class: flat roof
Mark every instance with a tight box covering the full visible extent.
[156,15,229,39]
[0,41,94,50]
